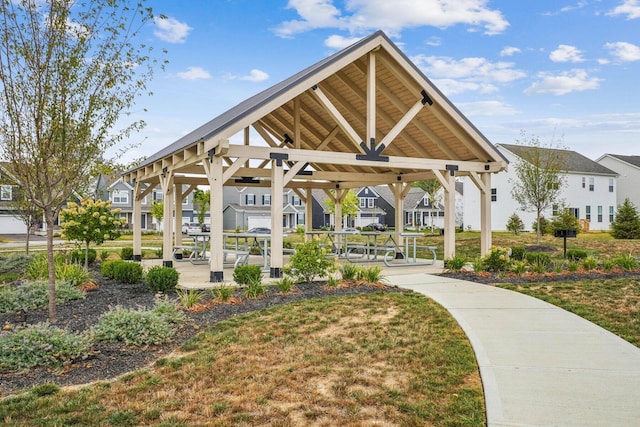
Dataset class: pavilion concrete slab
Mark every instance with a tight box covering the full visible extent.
[391,273,640,427]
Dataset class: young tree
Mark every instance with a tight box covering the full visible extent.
[509,133,568,243]
[192,189,210,226]
[611,198,640,239]
[0,0,163,321]
[549,207,580,236]
[413,179,441,230]
[506,213,524,235]
[150,200,164,231]
[60,199,126,268]
[324,189,359,227]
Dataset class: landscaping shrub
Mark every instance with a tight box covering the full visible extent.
[0,281,84,314]
[581,256,598,271]
[566,249,588,261]
[339,263,359,281]
[510,246,526,261]
[209,282,234,301]
[613,253,637,271]
[480,246,511,272]
[176,289,203,308]
[68,248,97,265]
[145,266,180,293]
[356,265,385,284]
[274,275,295,293]
[283,239,334,283]
[243,276,266,299]
[112,262,143,284]
[531,216,550,235]
[549,208,581,236]
[120,246,134,261]
[233,264,263,285]
[525,252,551,265]
[100,259,124,279]
[25,254,51,280]
[509,260,528,275]
[506,213,524,235]
[99,250,110,262]
[55,263,90,287]
[0,323,92,370]
[0,253,33,273]
[444,255,466,271]
[93,300,185,347]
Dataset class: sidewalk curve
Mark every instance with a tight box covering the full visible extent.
[389,273,640,427]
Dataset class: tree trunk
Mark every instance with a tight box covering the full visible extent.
[536,209,542,244]
[45,209,57,323]
[25,229,31,255]
[85,241,90,269]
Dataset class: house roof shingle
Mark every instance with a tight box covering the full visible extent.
[499,144,617,176]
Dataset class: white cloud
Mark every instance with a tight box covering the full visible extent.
[225,69,270,82]
[500,46,521,57]
[153,16,192,43]
[605,41,640,61]
[607,0,640,19]
[240,69,270,82]
[275,0,509,37]
[549,44,585,62]
[412,55,526,83]
[324,34,361,49]
[426,37,442,47]
[524,69,601,95]
[176,67,211,80]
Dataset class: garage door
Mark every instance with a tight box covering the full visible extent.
[248,216,271,230]
[0,215,27,234]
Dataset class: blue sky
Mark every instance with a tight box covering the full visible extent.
[123,0,640,163]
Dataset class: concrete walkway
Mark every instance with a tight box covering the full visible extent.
[389,273,640,426]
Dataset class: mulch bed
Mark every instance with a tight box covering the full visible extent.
[0,274,405,398]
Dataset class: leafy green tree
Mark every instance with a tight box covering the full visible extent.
[0,0,163,321]
[324,189,359,227]
[150,200,164,231]
[60,199,126,268]
[193,189,210,226]
[506,213,524,235]
[509,133,568,243]
[549,207,580,235]
[611,198,640,239]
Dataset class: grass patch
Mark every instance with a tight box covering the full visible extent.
[0,293,485,426]
[499,278,640,347]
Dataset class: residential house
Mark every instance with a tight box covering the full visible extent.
[0,169,28,233]
[596,154,640,207]
[463,144,618,232]
[222,186,306,231]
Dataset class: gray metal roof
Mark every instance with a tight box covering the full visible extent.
[499,144,617,176]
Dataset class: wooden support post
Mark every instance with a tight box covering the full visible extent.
[305,187,313,239]
[443,173,456,259]
[480,173,492,256]
[133,181,142,262]
[270,159,284,278]
[334,188,344,231]
[159,171,175,267]
[174,184,183,256]
[203,155,225,282]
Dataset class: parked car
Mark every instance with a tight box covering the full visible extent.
[367,223,387,231]
[182,223,200,234]
[201,224,210,232]
[247,227,271,234]
[342,227,360,234]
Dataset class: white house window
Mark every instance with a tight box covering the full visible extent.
[589,177,594,192]
[245,194,255,205]
[552,204,559,216]
[609,206,614,222]
[491,188,497,202]
[153,190,163,201]
[609,178,614,193]
[367,198,375,208]
[585,205,591,221]
[0,185,12,201]
[141,196,148,204]
[292,195,302,206]
[597,205,603,223]
[359,198,366,208]
[262,194,271,205]
[112,190,128,204]
[582,177,586,188]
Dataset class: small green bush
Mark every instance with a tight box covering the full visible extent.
[566,249,588,261]
[274,276,295,294]
[0,253,33,272]
[525,252,551,265]
[145,266,179,293]
[233,264,263,285]
[93,300,185,347]
[356,265,385,284]
[0,281,84,314]
[613,253,637,271]
[101,259,124,279]
[243,276,266,299]
[510,246,526,261]
[176,289,203,308]
[0,323,92,370]
[283,239,334,283]
[444,255,466,271]
[112,262,144,284]
[68,249,97,265]
[209,282,234,301]
[120,246,134,261]
[581,256,598,271]
[481,246,511,272]
[25,254,50,280]
[339,263,359,281]
[99,250,110,262]
[510,260,528,275]
[55,263,90,287]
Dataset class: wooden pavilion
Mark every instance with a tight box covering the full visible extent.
[123,30,508,282]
